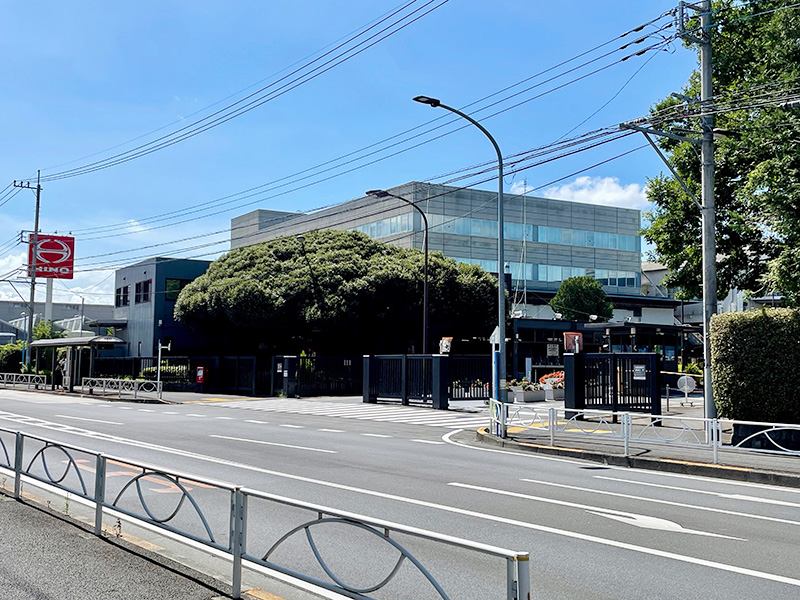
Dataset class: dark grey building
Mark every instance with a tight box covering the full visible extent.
[112,258,211,357]
[231,181,642,298]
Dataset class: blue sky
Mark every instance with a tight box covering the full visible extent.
[0,0,698,306]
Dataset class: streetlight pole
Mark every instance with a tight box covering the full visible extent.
[366,189,429,354]
[413,96,507,400]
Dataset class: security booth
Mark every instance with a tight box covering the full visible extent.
[29,335,126,393]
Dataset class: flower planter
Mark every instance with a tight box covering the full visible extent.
[545,388,565,401]
[512,388,547,403]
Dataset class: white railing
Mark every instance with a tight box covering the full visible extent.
[0,373,47,389]
[490,400,800,464]
[81,377,162,400]
[0,426,530,599]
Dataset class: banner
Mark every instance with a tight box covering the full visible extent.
[28,235,75,279]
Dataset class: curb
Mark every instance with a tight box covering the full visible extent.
[474,428,800,489]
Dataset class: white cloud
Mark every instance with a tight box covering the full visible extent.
[538,176,649,211]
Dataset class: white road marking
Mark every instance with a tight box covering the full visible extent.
[318,428,345,433]
[209,435,336,454]
[279,424,304,429]
[595,476,800,508]
[138,409,155,413]
[450,482,744,540]
[245,420,268,424]
[214,416,234,420]
[607,469,800,495]
[118,407,134,410]
[3,409,797,587]
[411,439,445,445]
[525,478,800,528]
[186,413,207,418]
[54,415,123,426]
[362,433,392,438]
[163,411,178,415]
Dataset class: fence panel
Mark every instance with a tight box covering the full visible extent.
[296,356,362,396]
[450,356,491,400]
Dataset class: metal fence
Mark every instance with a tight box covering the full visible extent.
[0,427,530,599]
[80,377,163,400]
[450,356,491,401]
[0,373,48,389]
[489,401,800,463]
[296,356,362,396]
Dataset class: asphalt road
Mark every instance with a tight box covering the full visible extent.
[2,389,800,600]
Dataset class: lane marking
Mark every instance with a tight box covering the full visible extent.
[450,482,744,540]
[603,469,800,495]
[594,476,800,509]
[118,407,134,410]
[318,429,345,433]
[54,415,123,426]
[3,410,797,586]
[163,411,178,415]
[362,433,392,438]
[186,413,207,418]
[525,478,800,528]
[411,439,445,445]
[214,416,234,420]
[245,420,269,424]
[138,409,155,413]
[279,424,304,429]
[209,435,336,454]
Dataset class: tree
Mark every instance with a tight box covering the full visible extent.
[642,0,800,303]
[549,276,613,321]
[175,229,499,353]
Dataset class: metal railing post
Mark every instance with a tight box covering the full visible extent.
[94,455,106,536]
[231,488,246,599]
[548,407,556,446]
[506,557,515,600]
[712,418,719,465]
[623,413,630,457]
[13,432,23,499]
[516,554,530,600]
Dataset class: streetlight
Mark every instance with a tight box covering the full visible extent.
[413,95,508,401]
[366,189,429,354]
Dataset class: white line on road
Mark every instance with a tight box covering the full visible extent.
[245,420,268,424]
[279,424,304,429]
[594,476,800,509]
[54,415,124,426]
[598,471,800,495]
[163,411,178,415]
[411,439,445,445]
[318,428,345,433]
[186,414,207,418]
[362,433,392,438]
[138,409,155,413]
[4,409,798,587]
[214,416,234,420]
[209,434,337,454]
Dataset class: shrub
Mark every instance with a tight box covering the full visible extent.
[0,342,23,373]
[710,308,800,423]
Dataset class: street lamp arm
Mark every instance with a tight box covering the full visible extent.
[431,102,503,169]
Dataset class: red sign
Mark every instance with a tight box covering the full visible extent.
[28,235,75,279]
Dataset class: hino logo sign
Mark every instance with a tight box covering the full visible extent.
[28,235,75,279]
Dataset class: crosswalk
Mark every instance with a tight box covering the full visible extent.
[217,398,491,429]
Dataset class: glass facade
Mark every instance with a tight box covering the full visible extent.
[453,257,640,287]
[427,214,640,252]
[351,213,413,238]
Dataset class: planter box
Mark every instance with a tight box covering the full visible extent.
[545,388,565,401]
[512,388,546,403]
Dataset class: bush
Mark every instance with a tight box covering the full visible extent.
[139,364,190,382]
[710,308,800,423]
[0,342,23,373]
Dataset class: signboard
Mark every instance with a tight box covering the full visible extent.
[546,343,559,357]
[28,235,75,279]
[633,364,646,381]
[563,332,583,353]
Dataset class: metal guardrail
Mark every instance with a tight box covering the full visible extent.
[0,373,47,389]
[490,400,800,464]
[81,377,163,400]
[0,426,530,599]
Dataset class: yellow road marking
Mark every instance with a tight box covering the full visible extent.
[246,589,285,600]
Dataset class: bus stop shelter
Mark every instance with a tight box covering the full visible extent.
[29,335,125,393]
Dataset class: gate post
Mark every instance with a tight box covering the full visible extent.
[564,353,585,419]
[362,355,376,403]
[611,352,619,417]
[282,356,297,398]
[401,355,408,406]
[431,354,450,410]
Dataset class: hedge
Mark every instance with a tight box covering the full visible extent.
[710,308,800,423]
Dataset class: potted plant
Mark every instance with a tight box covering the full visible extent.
[539,371,566,400]
[507,378,546,402]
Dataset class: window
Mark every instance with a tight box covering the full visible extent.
[115,286,129,307]
[135,279,152,304]
[165,278,191,301]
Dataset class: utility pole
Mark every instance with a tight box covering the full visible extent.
[698,0,717,420]
[13,170,41,368]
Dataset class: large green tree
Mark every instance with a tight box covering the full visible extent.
[549,276,614,322]
[175,229,499,353]
[642,0,800,303]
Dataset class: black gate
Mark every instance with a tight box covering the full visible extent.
[565,352,661,414]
